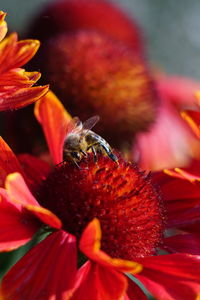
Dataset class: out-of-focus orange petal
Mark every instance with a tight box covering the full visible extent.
[6,172,62,229]
[0,84,49,111]
[0,136,25,186]
[34,90,72,164]
[72,261,128,300]
[0,188,40,251]
[80,218,142,274]
[0,231,77,299]
[181,110,200,139]
[0,11,7,42]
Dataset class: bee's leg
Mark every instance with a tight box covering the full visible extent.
[81,149,87,157]
[101,145,118,163]
[91,146,98,163]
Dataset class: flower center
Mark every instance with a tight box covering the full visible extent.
[37,154,164,260]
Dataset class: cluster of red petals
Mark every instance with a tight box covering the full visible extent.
[0,92,199,299]
[0,11,48,111]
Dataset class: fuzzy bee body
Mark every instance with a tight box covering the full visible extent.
[63,116,118,165]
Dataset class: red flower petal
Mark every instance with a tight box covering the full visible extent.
[157,75,200,107]
[136,254,200,300]
[72,261,128,300]
[0,230,77,300]
[34,90,72,164]
[0,84,49,111]
[18,153,51,192]
[0,11,7,42]
[182,109,200,139]
[134,103,200,171]
[125,278,148,300]
[6,172,62,229]
[80,219,142,274]
[0,188,40,251]
[0,136,25,186]
[153,171,200,228]
[163,233,200,255]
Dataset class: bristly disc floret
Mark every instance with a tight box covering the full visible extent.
[37,154,164,260]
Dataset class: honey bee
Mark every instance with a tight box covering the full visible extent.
[63,115,118,166]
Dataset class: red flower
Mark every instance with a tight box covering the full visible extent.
[0,11,49,111]
[0,91,199,299]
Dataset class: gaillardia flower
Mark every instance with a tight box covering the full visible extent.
[0,91,200,299]
[0,11,48,111]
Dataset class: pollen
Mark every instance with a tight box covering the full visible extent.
[37,154,164,260]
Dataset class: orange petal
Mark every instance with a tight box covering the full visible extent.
[0,11,7,42]
[0,136,25,186]
[9,39,40,69]
[79,218,142,274]
[72,261,128,300]
[5,172,62,229]
[0,33,40,72]
[34,90,72,164]
[0,84,49,111]
[0,69,41,88]
[0,231,77,299]
[181,110,200,139]
[0,33,17,73]
[0,188,40,251]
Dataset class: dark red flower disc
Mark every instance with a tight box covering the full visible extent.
[37,154,164,260]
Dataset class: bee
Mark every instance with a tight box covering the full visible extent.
[63,115,118,166]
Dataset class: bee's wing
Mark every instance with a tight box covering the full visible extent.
[82,115,100,131]
[67,117,83,133]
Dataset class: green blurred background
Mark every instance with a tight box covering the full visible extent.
[1,0,200,79]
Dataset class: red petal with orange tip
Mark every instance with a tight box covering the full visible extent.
[18,153,51,192]
[135,254,200,300]
[0,188,40,251]
[0,136,25,186]
[5,172,62,229]
[79,218,142,274]
[0,84,49,111]
[0,230,77,300]
[163,233,200,255]
[34,90,72,164]
[0,11,7,42]
[181,109,200,139]
[72,261,128,300]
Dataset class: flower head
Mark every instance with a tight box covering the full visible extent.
[40,31,158,147]
[0,11,48,111]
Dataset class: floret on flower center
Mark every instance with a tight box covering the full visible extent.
[37,153,164,260]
